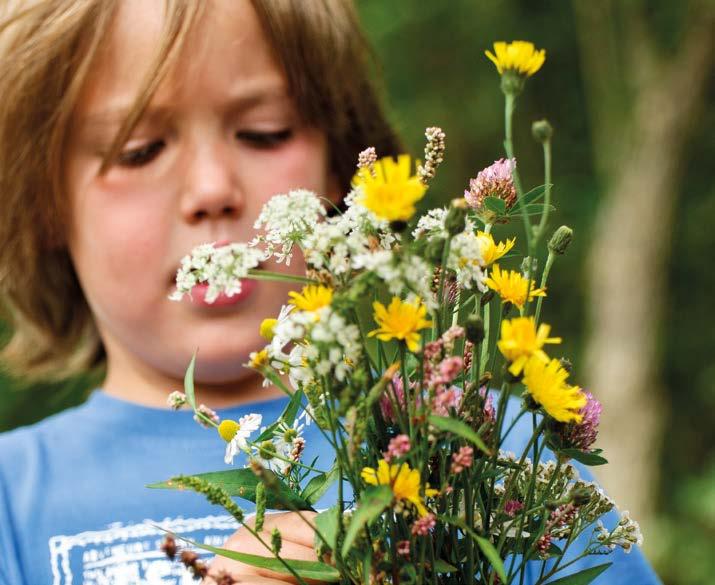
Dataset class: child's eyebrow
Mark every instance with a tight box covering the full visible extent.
[80,84,291,130]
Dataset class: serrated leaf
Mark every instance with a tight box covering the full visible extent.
[178,536,340,582]
[184,351,197,411]
[302,463,339,505]
[148,469,313,510]
[341,485,392,557]
[484,196,507,215]
[544,562,612,584]
[428,415,491,454]
[560,448,608,466]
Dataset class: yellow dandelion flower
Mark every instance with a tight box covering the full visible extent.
[249,349,269,368]
[368,297,433,352]
[477,231,515,266]
[484,264,546,309]
[361,459,432,517]
[259,318,277,341]
[498,317,561,376]
[288,284,334,312]
[485,41,546,77]
[522,357,586,423]
[353,154,427,222]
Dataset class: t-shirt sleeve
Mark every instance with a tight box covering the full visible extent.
[0,458,26,585]
[520,462,662,585]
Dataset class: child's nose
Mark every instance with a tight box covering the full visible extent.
[179,142,243,224]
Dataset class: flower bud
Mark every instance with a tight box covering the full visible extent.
[548,226,574,255]
[465,314,485,343]
[445,199,468,236]
[532,119,553,143]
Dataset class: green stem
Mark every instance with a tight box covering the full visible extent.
[246,269,317,284]
[504,92,532,254]
[533,138,553,248]
[534,251,555,326]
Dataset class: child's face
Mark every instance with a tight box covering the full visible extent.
[65,0,335,389]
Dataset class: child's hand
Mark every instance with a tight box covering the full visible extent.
[205,511,323,584]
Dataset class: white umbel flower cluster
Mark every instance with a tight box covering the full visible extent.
[267,305,361,388]
[170,243,265,303]
[448,231,487,291]
[252,189,326,264]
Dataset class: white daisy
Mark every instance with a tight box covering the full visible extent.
[219,413,262,465]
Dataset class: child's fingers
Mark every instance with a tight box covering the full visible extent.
[243,511,319,548]
[208,520,320,583]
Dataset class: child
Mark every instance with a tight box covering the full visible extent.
[0,1,660,584]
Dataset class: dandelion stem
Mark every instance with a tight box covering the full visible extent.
[533,138,553,248]
[534,251,555,326]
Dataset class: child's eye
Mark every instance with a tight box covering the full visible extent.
[235,129,293,148]
[117,140,165,167]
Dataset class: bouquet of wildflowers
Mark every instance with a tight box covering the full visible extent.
[156,41,642,585]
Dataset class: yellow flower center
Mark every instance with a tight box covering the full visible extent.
[249,349,269,369]
[218,419,240,442]
[288,284,334,312]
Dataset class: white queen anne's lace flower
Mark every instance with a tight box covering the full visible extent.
[170,243,264,303]
[252,189,326,264]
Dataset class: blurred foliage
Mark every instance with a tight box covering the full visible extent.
[0,1,712,583]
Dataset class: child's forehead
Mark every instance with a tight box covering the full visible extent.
[76,0,286,120]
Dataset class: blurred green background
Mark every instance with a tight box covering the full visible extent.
[1,1,713,584]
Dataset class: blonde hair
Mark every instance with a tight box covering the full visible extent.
[0,0,401,383]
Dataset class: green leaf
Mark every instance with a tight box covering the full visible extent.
[302,462,339,505]
[544,562,612,584]
[148,469,313,510]
[560,448,608,466]
[184,351,197,411]
[428,415,491,454]
[474,534,507,583]
[483,196,506,215]
[341,485,392,557]
[433,560,458,573]
[314,506,340,552]
[282,388,304,426]
[519,184,551,206]
[179,537,340,582]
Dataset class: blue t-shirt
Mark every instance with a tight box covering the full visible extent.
[0,390,661,584]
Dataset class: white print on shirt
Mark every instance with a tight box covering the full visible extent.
[48,515,237,585]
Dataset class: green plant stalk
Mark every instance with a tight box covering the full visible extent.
[533,139,553,248]
[504,92,533,256]
[246,269,317,284]
[464,475,477,582]
[479,301,491,375]
[534,251,555,326]
[436,237,453,333]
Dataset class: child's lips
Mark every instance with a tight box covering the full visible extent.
[189,279,257,307]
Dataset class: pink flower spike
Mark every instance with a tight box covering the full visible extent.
[464,158,517,212]
[411,514,437,536]
[504,499,524,517]
[450,445,474,474]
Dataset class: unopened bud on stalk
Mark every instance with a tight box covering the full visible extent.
[548,226,574,255]
[466,314,485,343]
[532,119,553,143]
[445,199,468,236]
